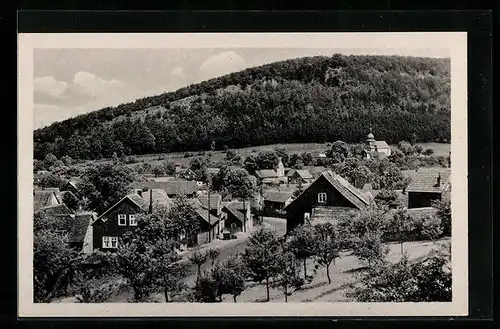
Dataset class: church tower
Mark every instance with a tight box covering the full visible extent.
[276,157,285,178]
[366,127,376,152]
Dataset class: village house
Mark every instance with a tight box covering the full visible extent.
[286,169,313,184]
[284,170,375,233]
[405,168,451,208]
[174,167,197,180]
[129,180,199,198]
[363,128,392,159]
[222,201,252,234]
[189,198,221,246]
[35,203,95,253]
[262,190,294,215]
[91,188,173,250]
[33,190,61,212]
[254,157,287,185]
[61,177,81,197]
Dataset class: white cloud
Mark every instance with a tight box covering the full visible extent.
[199,51,246,82]
[71,71,124,97]
[34,76,68,98]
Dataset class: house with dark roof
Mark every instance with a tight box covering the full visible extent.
[174,167,197,181]
[284,171,374,233]
[286,169,313,184]
[189,198,221,246]
[33,190,61,212]
[61,177,81,197]
[91,189,173,250]
[130,180,198,198]
[197,193,223,217]
[222,201,252,234]
[262,190,294,215]
[405,168,451,208]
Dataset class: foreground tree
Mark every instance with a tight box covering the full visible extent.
[207,248,220,266]
[272,251,304,302]
[168,196,200,247]
[189,249,208,284]
[211,254,248,302]
[243,227,281,302]
[286,224,318,281]
[313,222,340,284]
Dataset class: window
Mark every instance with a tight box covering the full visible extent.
[102,236,118,248]
[318,193,327,203]
[304,212,310,220]
[118,214,126,226]
[231,223,236,228]
[129,214,137,226]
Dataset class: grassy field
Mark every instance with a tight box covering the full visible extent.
[80,142,450,170]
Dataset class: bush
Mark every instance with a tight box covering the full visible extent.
[184,152,195,158]
[423,148,434,156]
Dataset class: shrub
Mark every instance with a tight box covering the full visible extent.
[423,148,434,156]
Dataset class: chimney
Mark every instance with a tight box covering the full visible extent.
[148,189,153,214]
[437,173,442,187]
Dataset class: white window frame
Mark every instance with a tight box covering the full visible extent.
[118,214,127,226]
[231,223,237,229]
[129,214,138,226]
[304,212,310,220]
[110,236,118,248]
[318,192,327,204]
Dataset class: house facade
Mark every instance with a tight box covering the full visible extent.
[130,180,198,198]
[406,168,451,208]
[286,169,313,184]
[222,201,252,234]
[91,189,172,250]
[190,199,221,246]
[262,190,294,216]
[284,171,374,233]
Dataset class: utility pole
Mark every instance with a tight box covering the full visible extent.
[207,176,211,243]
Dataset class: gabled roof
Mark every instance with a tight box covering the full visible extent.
[262,190,294,204]
[130,180,198,196]
[405,168,451,193]
[36,203,73,216]
[139,189,173,209]
[286,169,313,179]
[284,171,372,211]
[68,212,95,244]
[96,193,147,221]
[189,199,217,225]
[197,193,222,210]
[223,201,247,223]
[254,169,278,178]
[33,190,60,211]
[374,141,390,149]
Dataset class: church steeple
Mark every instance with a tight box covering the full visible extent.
[366,126,376,152]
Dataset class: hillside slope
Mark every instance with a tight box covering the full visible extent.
[34,54,450,160]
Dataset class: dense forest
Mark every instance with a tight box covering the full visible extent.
[33,54,451,160]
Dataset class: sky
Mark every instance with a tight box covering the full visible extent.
[33,47,449,129]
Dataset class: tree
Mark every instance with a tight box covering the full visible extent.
[43,153,58,168]
[398,141,415,156]
[114,213,180,302]
[225,149,237,160]
[34,213,83,302]
[223,168,255,232]
[79,164,136,214]
[423,148,435,156]
[163,160,177,175]
[293,181,305,198]
[194,271,219,302]
[38,172,65,189]
[433,197,451,236]
[287,224,318,281]
[207,248,220,266]
[160,262,189,302]
[313,222,340,284]
[374,189,400,209]
[349,249,451,302]
[211,254,247,302]
[74,276,119,303]
[152,164,165,177]
[62,191,80,211]
[352,231,389,268]
[189,157,208,182]
[272,251,304,302]
[421,215,443,242]
[243,227,281,302]
[189,249,208,284]
[60,155,73,166]
[168,196,200,247]
[326,140,351,164]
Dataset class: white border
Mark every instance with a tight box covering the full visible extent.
[18,32,468,317]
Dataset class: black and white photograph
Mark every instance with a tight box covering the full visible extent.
[18,32,468,317]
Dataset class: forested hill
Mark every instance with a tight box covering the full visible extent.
[34,54,451,160]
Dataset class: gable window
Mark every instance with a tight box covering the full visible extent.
[129,214,138,226]
[318,192,327,203]
[118,214,126,226]
[304,212,310,220]
[102,236,118,248]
